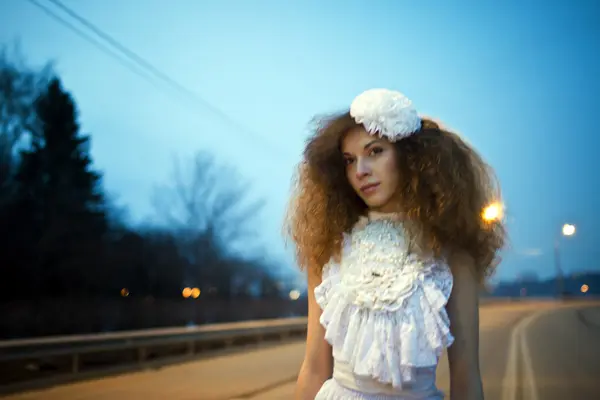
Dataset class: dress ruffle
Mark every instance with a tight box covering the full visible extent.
[314,219,454,390]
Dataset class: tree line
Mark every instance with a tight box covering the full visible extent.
[0,44,290,321]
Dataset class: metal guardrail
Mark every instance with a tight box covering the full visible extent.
[0,316,308,395]
[0,297,580,394]
[0,316,308,363]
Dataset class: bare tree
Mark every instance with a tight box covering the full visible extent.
[152,150,265,261]
[151,151,267,298]
[0,42,53,204]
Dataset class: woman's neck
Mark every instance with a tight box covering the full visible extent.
[367,209,405,222]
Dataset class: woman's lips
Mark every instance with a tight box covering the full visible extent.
[360,182,380,195]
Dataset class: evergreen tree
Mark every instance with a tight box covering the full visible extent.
[15,78,107,297]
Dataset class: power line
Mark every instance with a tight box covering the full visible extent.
[26,0,160,88]
[45,0,216,110]
[27,0,291,158]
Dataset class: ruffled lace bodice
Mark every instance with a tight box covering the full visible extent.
[314,212,454,398]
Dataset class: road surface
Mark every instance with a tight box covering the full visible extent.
[4,300,599,400]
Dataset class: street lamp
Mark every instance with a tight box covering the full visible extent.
[482,201,504,223]
[562,224,575,236]
[555,223,575,299]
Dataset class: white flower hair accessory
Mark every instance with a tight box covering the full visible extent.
[349,88,422,141]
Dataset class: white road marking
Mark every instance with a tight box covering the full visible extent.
[501,304,579,400]
[501,319,520,400]
[519,313,540,400]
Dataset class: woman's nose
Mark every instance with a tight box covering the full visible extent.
[355,159,371,179]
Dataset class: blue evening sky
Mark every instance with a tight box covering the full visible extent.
[1,0,598,283]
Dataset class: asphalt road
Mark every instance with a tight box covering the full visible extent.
[4,300,599,400]
[506,304,600,400]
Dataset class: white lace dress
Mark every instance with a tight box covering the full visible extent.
[313,213,454,399]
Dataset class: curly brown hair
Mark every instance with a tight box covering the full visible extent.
[283,112,506,282]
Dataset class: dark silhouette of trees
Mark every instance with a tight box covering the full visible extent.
[0,44,53,206]
[0,45,55,301]
[104,228,187,298]
[0,47,295,338]
[12,78,108,297]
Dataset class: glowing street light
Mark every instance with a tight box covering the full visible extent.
[581,284,589,294]
[289,289,301,301]
[562,224,575,236]
[482,202,504,222]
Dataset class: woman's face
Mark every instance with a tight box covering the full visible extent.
[341,126,401,213]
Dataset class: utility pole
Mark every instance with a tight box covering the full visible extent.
[554,240,564,299]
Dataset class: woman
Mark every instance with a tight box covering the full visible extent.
[283,89,506,399]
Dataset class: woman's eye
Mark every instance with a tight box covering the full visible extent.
[369,147,383,156]
[344,158,354,166]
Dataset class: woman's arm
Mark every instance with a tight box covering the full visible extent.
[446,251,485,400]
[294,266,333,400]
